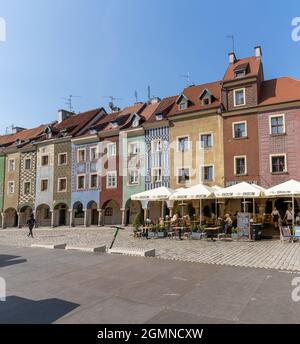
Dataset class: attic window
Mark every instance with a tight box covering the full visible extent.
[111,122,118,129]
[234,69,246,78]
[155,113,163,121]
[179,101,188,110]
[199,89,213,106]
[202,96,211,106]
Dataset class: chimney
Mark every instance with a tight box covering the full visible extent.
[228,51,237,64]
[149,97,161,104]
[11,126,25,134]
[58,109,74,123]
[254,45,262,59]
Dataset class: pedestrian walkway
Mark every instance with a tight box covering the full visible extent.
[0,226,300,272]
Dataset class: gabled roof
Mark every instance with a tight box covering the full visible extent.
[223,56,261,81]
[167,81,222,117]
[176,93,191,104]
[259,77,300,106]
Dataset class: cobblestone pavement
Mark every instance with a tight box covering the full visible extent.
[0,226,300,272]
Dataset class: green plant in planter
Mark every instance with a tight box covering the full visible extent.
[198,224,208,233]
[231,227,238,234]
[191,224,198,233]
[133,212,143,230]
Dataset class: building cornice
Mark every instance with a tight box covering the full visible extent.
[142,120,169,129]
[169,108,220,122]
[221,76,257,88]
[71,134,99,145]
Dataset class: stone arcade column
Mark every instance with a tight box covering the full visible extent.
[83,209,87,227]
[17,212,21,229]
[1,213,4,229]
[98,209,102,227]
[50,211,54,228]
[121,208,125,226]
[69,209,74,227]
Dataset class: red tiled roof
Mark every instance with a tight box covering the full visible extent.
[223,56,261,81]
[259,77,300,106]
[0,124,48,148]
[167,81,222,117]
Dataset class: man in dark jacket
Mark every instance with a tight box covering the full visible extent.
[27,214,36,238]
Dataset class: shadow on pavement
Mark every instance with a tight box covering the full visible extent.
[0,255,27,268]
[0,296,80,323]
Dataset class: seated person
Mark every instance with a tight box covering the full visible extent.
[159,217,164,227]
[170,213,179,225]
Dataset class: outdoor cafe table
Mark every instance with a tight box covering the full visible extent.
[206,226,220,241]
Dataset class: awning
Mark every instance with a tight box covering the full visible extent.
[131,187,174,201]
[170,184,218,200]
[215,182,265,198]
[265,179,300,197]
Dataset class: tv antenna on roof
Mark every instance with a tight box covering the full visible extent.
[134,90,138,103]
[62,95,81,112]
[5,124,14,135]
[103,96,123,112]
[180,72,191,86]
[226,34,235,53]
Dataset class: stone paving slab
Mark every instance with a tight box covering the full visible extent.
[1,226,300,271]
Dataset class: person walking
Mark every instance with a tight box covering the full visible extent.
[284,206,294,228]
[27,214,36,238]
[271,206,280,230]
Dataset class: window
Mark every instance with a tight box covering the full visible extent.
[270,155,286,173]
[8,159,15,172]
[77,175,85,190]
[8,181,14,194]
[107,143,116,157]
[107,171,117,188]
[74,203,84,218]
[178,136,189,152]
[151,140,162,153]
[200,134,212,148]
[77,149,86,163]
[269,115,285,135]
[90,174,98,188]
[24,182,31,195]
[41,179,48,192]
[234,69,246,78]
[234,156,247,176]
[58,178,67,192]
[234,89,246,106]
[25,158,31,170]
[179,101,187,110]
[58,153,67,166]
[152,168,162,183]
[90,147,98,161]
[129,170,139,185]
[202,97,211,106]
[233,121,247,138]
[178,168,190,184]
[129,142,139,155]
[201,166,214,182]
[41,155,49,166]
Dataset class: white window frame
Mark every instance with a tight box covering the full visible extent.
[200,164,215,182]
[90,146,98,161]
[23,181,31,195]
[107,171,117,188]
[199,132,213,149]
[233,88,246,107]
[8,159,15,172]
[178,100,188,110]
[107,143,117,157]
[57,177,67,193]
[269,153,287,173]
[234,155,247,176]
[77,174,86,191]
[40,179,49,192]
[232,121,248,139]
[177,167,191,185]
[177,135,190,152]
[128,142,139,155]
[24,158,31,170]
[7,181,14,194]
[128,169,139,186]
[90,173,98,189]
[269,114,286,135]
[77,148,86,163]
[58,152,67,166]
[151,167,162,183]
[151,139,162,153]
[41,154,49,166]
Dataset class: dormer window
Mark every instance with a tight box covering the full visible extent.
[132,117,140,128]
[155,113,163,121]
[179,101,188,110]
[199,89,214,106]
[176,94,190,111]
[233,63,249,78]
[111,122,118,129]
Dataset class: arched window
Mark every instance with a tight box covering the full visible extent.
[75,203,84,218]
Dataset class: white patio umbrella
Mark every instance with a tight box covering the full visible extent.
[265,179,300,227]
[215,182,265,215]
[170,184,217,224]
[131,186,174,219]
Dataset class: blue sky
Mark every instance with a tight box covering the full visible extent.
[0,0,299,133]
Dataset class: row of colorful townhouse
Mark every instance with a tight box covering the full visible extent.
[1,46,300,228]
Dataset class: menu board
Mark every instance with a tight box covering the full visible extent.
[237,212,250,238]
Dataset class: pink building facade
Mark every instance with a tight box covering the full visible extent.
[258,107,300,188]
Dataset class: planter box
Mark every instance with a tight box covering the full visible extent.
[148,232,157,238]
[191,232,203,240]
[157,231,167,238]
[231,233,238,240]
